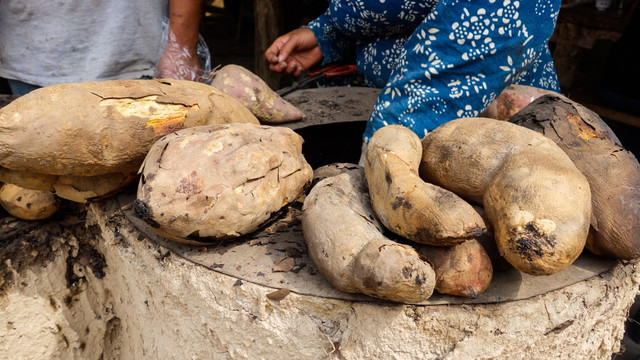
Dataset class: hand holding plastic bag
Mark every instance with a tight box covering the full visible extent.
[156,16,211,83]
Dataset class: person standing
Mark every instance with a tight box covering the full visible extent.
[0,0,205,95]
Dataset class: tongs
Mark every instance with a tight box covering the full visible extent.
[276,64,357,97]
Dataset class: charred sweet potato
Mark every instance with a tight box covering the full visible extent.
[302,165,435,303]
[364,125,486,246]
[210,64,305,124]
[510,94,640,260]
[417,240,493,298]
[420,118,591,275]
[134,123,312,245]
[0,78,259,202]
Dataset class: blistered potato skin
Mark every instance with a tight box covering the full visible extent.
[135,123,312,245]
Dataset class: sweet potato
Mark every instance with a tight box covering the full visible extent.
[302,165,435,303]
[364,125,486,246]
[472,204,512,271]
[510,94,640,260]
[417,240,493,298]
[0,78,259,202]
[210,64,305,124]
[420,118,591,275]
[480,84,557,121]
[134,123,312,245]
[0,183,60,220]
[0,167,137,204]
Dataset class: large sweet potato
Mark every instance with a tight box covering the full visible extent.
[0,79,259,202]
[134,123,312,245]
[364,125,486,246]
[210,64,305,124]
[302,164,435,303]
[510,94,640,260]
[420,118,591,275]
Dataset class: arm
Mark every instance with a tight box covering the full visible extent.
[264,3,357,76]
[364,0,562,142]
[156,0,204,81]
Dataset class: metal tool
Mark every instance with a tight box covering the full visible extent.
[276,64,357,97]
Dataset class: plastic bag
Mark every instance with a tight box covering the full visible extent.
[157,17,212,83]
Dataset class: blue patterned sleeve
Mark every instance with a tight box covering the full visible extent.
[306,13,353,65]
[364,0,562,142]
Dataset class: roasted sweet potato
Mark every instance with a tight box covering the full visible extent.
[420,118,591,275]
[210,64,305,124]
[134,123,312,245]
[0,78,259,202]
[472,204,512,271]
[0,183,60,220]
[364,125,486,246]
[302,165,435,303]
[510,94,640,260]
[480,84,557,121]
[417,240,493,298]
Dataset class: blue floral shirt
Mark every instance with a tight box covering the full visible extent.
[307,0,561,141]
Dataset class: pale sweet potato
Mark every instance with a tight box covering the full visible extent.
[302,165,435,303]
[210,64,305,124]
[480,84,557,121]
[420,118,591,275]
[364,125,486,246]
[510,94,640,260]
[0,183,60,220]
[417,240,493,298]
[134,123,312,245]
[0,79,259,202]
[0,167,136,204]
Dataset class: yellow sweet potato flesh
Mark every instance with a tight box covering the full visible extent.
[0,79,258,202]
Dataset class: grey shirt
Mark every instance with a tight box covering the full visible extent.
[0,0,167,86]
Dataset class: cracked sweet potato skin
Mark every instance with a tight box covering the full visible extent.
[365,125,486,246]
[510,94,640,260]
[0,79,259,202]
[134,123,312,245]
[420,118,591,275]
[302,164,435,303]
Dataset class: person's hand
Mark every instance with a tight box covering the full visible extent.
[265,28,323,77]
[156,29,204,81]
